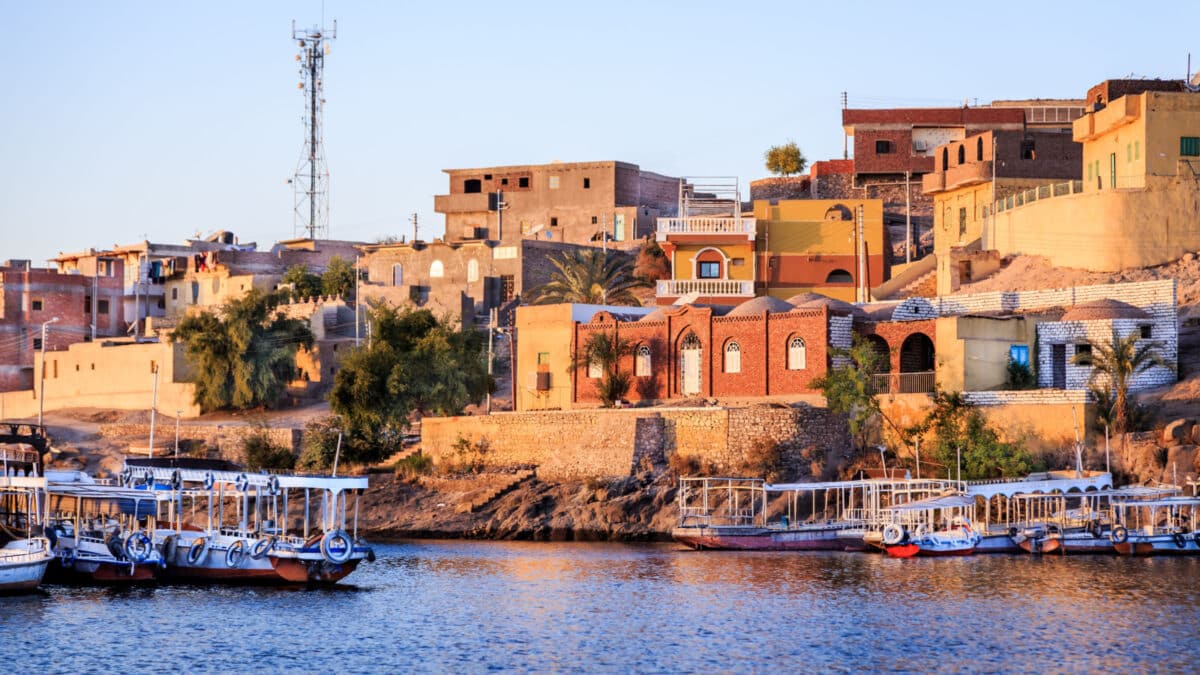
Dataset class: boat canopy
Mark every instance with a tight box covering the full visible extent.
[966,472,1112,500]
[885,494,974,511]
[131,464,369,492]
[764,478,959,493]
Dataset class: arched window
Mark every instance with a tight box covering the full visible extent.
[391,263,403,287]
[467,259,479,283]
[825,269,853,283]
[976,137,984,161]
[635,344,652,377]
[587,358,602,378]
[724,341,741,374]
[788,337,807,370]
[430,260,444,278]
[941,147,949,169]
[956,144,965,164]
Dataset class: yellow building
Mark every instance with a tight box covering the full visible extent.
[990,85,1200,270]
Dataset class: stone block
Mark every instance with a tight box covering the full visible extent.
[1163,418,1196,444]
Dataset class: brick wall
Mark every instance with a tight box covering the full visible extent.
[420,405,850,481]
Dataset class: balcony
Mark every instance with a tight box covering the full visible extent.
[656,279,754,298]
[923,162,995,194]
[434,192,491,214]
[656,217,756,241]
[868,371,936,395]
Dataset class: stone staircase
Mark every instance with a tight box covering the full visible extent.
[894,268,937,299]
[456,469,536,513]
[369,443,422,472]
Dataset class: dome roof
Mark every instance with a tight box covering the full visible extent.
[785,292,830,306]
[795,296,867,318]
[1061,299,1150,322]
[726,295,795,317]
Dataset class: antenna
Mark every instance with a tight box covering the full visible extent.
[411,213,419,243]
[291,18,337,240]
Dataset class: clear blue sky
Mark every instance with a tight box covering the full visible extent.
[3,1,1197,264]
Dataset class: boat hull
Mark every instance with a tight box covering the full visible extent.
[672,526,846,551]
[1114,535,1200,555]
[0,558,52,593]
[45,557,157,584]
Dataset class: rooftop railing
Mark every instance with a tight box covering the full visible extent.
[655,217,756,239]
[656,279,754,297]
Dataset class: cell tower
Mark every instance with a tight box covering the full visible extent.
[291,19,336,240]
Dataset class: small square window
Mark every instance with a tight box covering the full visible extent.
[518,177,529,188]
[98,300,110,314]
[591,216,598,225]
[698,262,720,279]
[1075,344,1093,366]
[551,217,559,227]
[484,173,493,180]
[1009,344,1029,366]
[1140,325,1152,339]
[549,176,560,190]
[501,178,509,186]
[31,299,43,311]
[583,177,591,189]
[1181,136,1200,157]
[875,140,892,154]
[32,337,42,350]
[1020,140,1036,160]
[537,352,550,365]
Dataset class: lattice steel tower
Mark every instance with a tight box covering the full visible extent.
[291,19,336,239]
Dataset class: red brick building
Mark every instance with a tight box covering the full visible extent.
[0,259,125,391]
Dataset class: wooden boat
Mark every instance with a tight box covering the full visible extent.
[965,471,1114,554]
[125,458,375,584]
[0,475,54,593]
[1110,496,1200,555]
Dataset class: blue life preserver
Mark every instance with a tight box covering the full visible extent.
[266,474,281,497]
[235,473,249,493]
[124,532,153,563]
[203,472,215,490]
[250,536,276,560]
[320,529,354,564]
[225,540,247,568]
[187,537,209,565]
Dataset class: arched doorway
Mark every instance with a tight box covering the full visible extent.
[825,269,853,283]
[900,333,935,372]
[863,335,890,372]
[679,332,702,396]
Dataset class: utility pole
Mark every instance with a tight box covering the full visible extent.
[486,308,496,414]
[354,254,361,347]
[148,363,159,459]
[91,267,98,341]
[291,19,337,240]
[856,205,867,303]
[905,171,912,264]
[175,409,182,459]
[37,317,59,428]
[841,91,849,160]
[411,213,419,243]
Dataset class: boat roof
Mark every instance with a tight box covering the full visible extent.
[46,482,162,501]
[885,493,975,511]
[763,478,961,493]
[1011,486,1177,500]
[135,465,368,491]
[966,472,1113,499]
[0,475,46,489]
[1111,496,1200,507]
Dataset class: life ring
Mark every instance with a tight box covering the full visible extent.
[225,540,247,568]
[162,534,179,564]
[266,474,281,497]
[882,523,904,546]
[170,469,182,490]
[235,473,249,493]
[124,532,153,563]
[250,536,276,560]
[187,537,210,565]
[1110,525,1128,544]
[1173,532,1187,549]
[320,529,354,564]
[913,524,928,540]
[202,472,215,490]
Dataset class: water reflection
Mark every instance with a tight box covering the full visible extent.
[2,541,1198,671]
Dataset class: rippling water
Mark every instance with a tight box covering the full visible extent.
[3,542,1198,672]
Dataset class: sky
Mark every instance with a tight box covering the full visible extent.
[3,1,1198,264]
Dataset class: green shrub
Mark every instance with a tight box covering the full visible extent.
[395,452,432,479]
[1005,360,1036,390]
[242,430,295,471]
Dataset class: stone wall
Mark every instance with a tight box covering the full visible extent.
[749,177,810,202]
[97,423,300,463]
[420,405,851,482]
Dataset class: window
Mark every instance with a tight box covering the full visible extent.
[501,178,509,186]
[1020,140,1036,160]
[976,137,984,161]
[614,214,625,241]
[731,258,745,267]
[958,208,967,238]
[171,287,178,300]
[483,173,493,180]
[957,145,965,164]
[1181,136,1200,157]
[32,337,42,351]
[1140,325,1152,339]
[698,262,720,279]
[875,140,892,154]
[1075,344,1093,366]
[550,217,559,227]
[549,176,560,190]
[1009,344,1029,366]
[467,259,479,283]
[85,295,92,313]
[941,148,949,169]
[518,177,529,188]
[31,299,43,311]
[825,269,853,283]
[392,263,403,287]
[1134,140,1140,160]
[1127,143,1132,163]
[98,300,109,314]
[583,177,591,189]
[464,179,482,193]
[537,352,550,365]
[724,341,741,374]
[635,345,651,377]
[591,216,598,224]
[787,337,807,370]
[430,260,444,278]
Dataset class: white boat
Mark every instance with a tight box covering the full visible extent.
[881,493,982,557]
[965,470,1114,553]
[0,476,54,593]
[125,459,375,584]
[1110,496,1200,555]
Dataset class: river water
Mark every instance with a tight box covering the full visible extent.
[3,541,1198,672]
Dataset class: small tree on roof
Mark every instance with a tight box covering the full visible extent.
[764,140,807,177]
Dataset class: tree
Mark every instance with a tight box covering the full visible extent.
[1073,330,1172,434]
[172,290,314,411]
[633,237,670,282]
[810,336,886,453]
[764,140,807,177]
[526,248,648,306]
[322,255,356,300]
[328,302,491,464]
[281,264,323,301]
[575,330,634,407]
[905,389,1044,480]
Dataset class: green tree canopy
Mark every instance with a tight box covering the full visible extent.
[526,248,647,306]
[172,289,314,411]
[281,264,323,301]
[764,140,807,176]
[322,255,356,300]
[811,335,885,452]
[575,330,634,407]
[1073,330,1172,435]
[328,303,491,464]
[905,389,1044,480]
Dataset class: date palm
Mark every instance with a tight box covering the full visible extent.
[526,248,647,306]
[1072,330,1172,434]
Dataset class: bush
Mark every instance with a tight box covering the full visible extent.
[739,439,789,482]
[444,435,490,474]
[668,452,703,477]
[395,452,432,480]
[298,416,343,471]
[242,429,295,471]
[1005,360,1036,390]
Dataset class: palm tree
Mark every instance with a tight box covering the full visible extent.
[1072,330,1173,434]
[526,248,647,306]
[574,330,633,407]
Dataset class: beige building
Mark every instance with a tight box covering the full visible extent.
[435,161,681,249]
[988,82,1200,270]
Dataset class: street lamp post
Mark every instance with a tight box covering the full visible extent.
[37,317,60,428]
[175,409,182,459]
